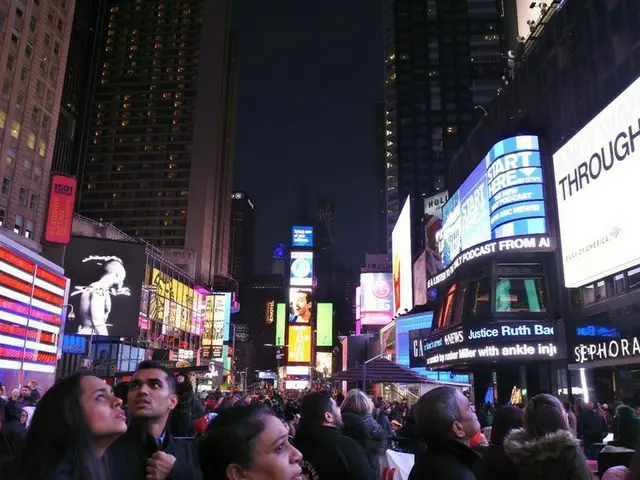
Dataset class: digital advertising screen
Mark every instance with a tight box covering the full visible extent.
[292,226,314,248]
[553,77,640,288]
[424,191,449,217]
[425,192,447,278]
[211,292,231,349]
[290,251,313,287]
[287,325,312,363]
[413,252,427,306]
[359,272,393,325]
[65,237,146,337]
[438,135,547,268]
[288,288,313,324]
[392,196,413,315]
[44,174,77,245]
[316,303,333,346]
[315,351,333,376]
[275,303,286,346]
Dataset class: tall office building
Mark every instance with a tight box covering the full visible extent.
[229,191,255,286]
[78,0,237,285]
[374,103,387,252]
[0,0,75,244]
[383,0,506,249]
[51,0,107,181]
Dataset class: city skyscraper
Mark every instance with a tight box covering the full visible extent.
[51,0,107,183]
[383,0,507,249]
[229,191,255,286]
[78,0,237,284]
[374,102,386,253]
[0,0,76,244]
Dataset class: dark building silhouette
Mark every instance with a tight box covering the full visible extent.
[374,103,387,252]
[229,191,255,286]
[313,196,334,301]
[382,0,508,248]
[51,0,108,189]
[78,0,237,284]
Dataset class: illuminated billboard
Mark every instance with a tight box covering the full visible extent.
[290,251,313,287]
[413,252,427,306]
[275,303,286,346]
[316,303,333,346]
[359,272,393,325]
[392,196,413,315]
[44,174,77,244]
[439,135,547,267]
[288,288,313,324]
[0,245,67,374]
[553,77,640,288]
[424,191,449,217]
[65,237,146,337]
[292,226,314,247]
[287,325,312,363]
[212,293,231,345]
[316,351,333,376]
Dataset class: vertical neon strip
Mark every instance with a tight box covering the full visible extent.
[275,303,286,346]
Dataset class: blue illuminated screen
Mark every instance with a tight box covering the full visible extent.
[292,226,314,247]
[439,135,547,267]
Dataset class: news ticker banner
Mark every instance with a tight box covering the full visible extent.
[409,320,564,368]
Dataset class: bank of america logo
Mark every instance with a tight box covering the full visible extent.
[610,227,621,239]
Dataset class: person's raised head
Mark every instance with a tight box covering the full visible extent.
[490,405,524,446]
[414,386,480,446]
[341,389,373,416]
[199,404,302,480]
[128,360,178,423]
[524,393,568,439]
[300,390,342,428]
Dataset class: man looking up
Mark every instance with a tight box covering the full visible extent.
[107,361,201,480]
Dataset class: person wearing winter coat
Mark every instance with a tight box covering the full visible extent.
[504,393,592,480]
[341,390,386,459]
[0,401,26,464]
[168,373,205,437]
[477,405,524,480]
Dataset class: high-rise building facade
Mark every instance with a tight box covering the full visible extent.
[78,0,237,284]
[374,103,386,252]
[0,0,75,244]
[51,0,107,181]
[383,0,507,249]
[229,191,254,286]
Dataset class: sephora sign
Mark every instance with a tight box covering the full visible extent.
[553,77,640,288]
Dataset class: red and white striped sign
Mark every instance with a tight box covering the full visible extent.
[0,245,67,373]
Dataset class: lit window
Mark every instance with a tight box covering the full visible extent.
[19,187,28,206]
[38,139,47,157]
[14,215,23,234]
[6,154,14,168]
[0,109,6,129]
[2,177,11,196]
[10,120,20,139]
[33,166,42,181]
[29,193,38,210]
[0,208,5,227]
[27,132,36,150]
[25,220,33,239]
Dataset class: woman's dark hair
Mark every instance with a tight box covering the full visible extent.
[199,404,273,479]
[113,381,130,407]
[490,405,524,446]
[524,393,567,439]
[14,372,108,480]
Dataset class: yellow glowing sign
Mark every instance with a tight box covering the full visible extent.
[287,325,311,363]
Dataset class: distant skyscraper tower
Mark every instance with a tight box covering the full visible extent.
[383,0,507,249]
[230,191,255,286]
[374,103,387,252]
[0,0,75,245]
[51,0,108,184]
[78,0,237,284]
[314,196,334,251]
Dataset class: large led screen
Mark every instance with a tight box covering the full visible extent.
[275,303,286,346]
[288,288,313,324]
[413,252,427,306]
[392,196,413,315]
[290,251,313,287]
[553,77,640,288]
[65,237,146,337]
[287,325,312,363]
[439,135,547,267]
[316,303,333,346]
[292,226,314,247]
[359,272,393,325]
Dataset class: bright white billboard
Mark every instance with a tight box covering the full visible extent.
[359,272,393,325]
[290,251,313,287]
[392,196,413,315]
[553,77,640,288]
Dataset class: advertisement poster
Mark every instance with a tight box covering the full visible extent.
[292,226,314,247]
[460,162,491,251]
[290,251,313,287]
[553,77,640,288]
[44,174,77,244]
[65,237,145,337]
[392,196,413,315]
[287,325,312,363]
[413,252,427,306]
[289,288,313,324]
[359,272,393,320]
[439,191,461,267]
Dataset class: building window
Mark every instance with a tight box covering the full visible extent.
[29,193,38,210]
[16,92,24,110]
[42,115,50,130]
[50,65,57,81]
[45,90,54,110]
[0,109,6,129]
[38,139,46,157]
[25,220,33,239]
[21,65,28,82]
[6,154,14,168]
[10,120,20,139]
[44,32,51,47]
[53,41,60,56]
[33,166,42,181]
[7,54,15,70]
[0,208,4,226]
[496,276,547,313]
[11,27,20,44]
[31,106,41,125]
[57,19,64,35]
[19,187,28,206]
[2,177,11,196]
[29,15,37,31]
[25,39,33,57]
[36,80,44,96]
[614,273,626,296]
[14,215,23,234]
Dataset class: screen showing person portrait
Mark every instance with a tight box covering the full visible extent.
[64,237,146,337]
[289,288,314,324]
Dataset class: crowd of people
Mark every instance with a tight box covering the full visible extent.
[0,364,639,479]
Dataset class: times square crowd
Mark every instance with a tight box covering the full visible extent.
[0,363,638,479]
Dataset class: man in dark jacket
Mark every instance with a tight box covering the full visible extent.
[409,386,483,480]
[578,401,608,458]
[106,361,201,480]
[294,391,377,480]
[169,374,204,437]
[0,401,25,464]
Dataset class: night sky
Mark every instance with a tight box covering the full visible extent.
[232,1,383,273]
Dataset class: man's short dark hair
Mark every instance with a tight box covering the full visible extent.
[414,386,463,444]
[300,390,333,426]
[136,360,177,393]
[298,290,314,304]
